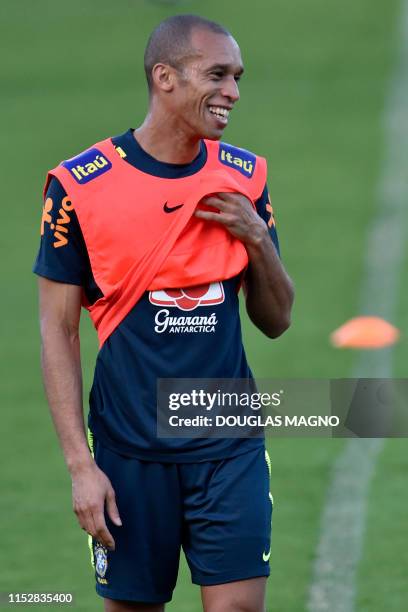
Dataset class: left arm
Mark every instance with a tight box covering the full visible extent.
[195,192,294,338]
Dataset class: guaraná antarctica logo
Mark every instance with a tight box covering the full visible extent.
[149,282,224,334]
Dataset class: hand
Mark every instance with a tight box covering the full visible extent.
[71,462,122,550]
[194,192,268,246]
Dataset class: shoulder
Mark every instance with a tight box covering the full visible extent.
[61,131,129,171]
[44,137,117,202]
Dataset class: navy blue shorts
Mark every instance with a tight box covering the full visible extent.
[89,438,273,604]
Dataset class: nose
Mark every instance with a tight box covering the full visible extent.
[221,76,240,103]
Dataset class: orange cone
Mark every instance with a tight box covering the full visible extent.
[330,316,400,349]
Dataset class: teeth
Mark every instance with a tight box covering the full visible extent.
[208,106,230,119]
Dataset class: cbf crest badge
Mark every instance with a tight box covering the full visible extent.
[94,544,108,578]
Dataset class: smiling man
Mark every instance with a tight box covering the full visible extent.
[34,14,294,612]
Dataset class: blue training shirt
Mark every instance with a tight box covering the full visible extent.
[34,128,280,462]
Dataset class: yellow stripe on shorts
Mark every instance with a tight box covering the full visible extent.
[265,449,274,506]
[87,427,94,458]
[86,428,95,568]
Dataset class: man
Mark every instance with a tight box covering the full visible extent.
[34,14,294,612]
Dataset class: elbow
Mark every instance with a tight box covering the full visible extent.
[266,283,295,338]
[263,315,292,339]
[40,316,80,347]
[263,289,294,339]
[247,279,295,339]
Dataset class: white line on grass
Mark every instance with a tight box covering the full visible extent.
[307,2,408,610]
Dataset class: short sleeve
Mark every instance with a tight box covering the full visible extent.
[254,183,280,256]
[33,176,91,285]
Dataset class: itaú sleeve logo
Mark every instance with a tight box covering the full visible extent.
[149,282,225,311]
[219,143,256,177]
[62,148,112,184]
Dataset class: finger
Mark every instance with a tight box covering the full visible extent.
[200,196,230,211]
[217,192,254,210]
[106,489,122,527]
[194,209,233,225]
[210,191,243,202]
[74,506,94,536]
[92,511,115,551]
[195,209,215,220]
[87,511,113,551]
[216,192,235,202]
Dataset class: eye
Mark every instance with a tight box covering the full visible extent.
[210,71,224,80]
[234,75,242,82]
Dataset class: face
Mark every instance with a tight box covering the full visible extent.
[167,29,244,140]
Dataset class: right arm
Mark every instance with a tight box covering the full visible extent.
[35,177,121,549]
[39,276,121,551]
[39,278,89,473]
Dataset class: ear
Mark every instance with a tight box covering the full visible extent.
[151,63,176,93]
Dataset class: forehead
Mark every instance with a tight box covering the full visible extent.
[188,29,243,70]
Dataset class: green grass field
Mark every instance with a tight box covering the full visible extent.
[1,1,407,610]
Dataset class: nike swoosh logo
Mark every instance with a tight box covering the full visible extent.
[263,549,271,562]
[163,202,184,213]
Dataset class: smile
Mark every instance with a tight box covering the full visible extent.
[208,106,230,123]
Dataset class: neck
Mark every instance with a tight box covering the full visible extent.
[134,106,202,164]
